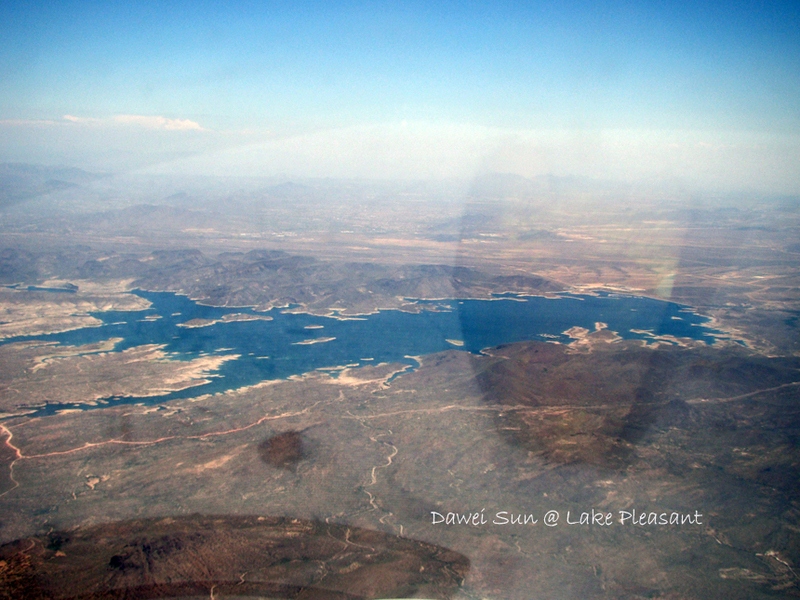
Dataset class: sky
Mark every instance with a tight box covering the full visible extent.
[1,0,799,192]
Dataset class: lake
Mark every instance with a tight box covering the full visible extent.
[5,290,733,413]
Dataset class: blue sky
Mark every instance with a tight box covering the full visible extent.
[1,1,799,191]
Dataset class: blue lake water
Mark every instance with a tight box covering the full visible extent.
[5,291,733,414]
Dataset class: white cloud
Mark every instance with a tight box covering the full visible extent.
[112,115,204,131]
[63,114,205,131]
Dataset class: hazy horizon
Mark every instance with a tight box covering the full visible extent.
[2,1,799,194]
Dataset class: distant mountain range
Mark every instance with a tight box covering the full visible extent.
[0,163,106,207]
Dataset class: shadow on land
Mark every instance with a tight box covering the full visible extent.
[453,191,800,475]
[0,515,469,599]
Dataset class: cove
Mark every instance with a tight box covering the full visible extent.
[4,290,733,415]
